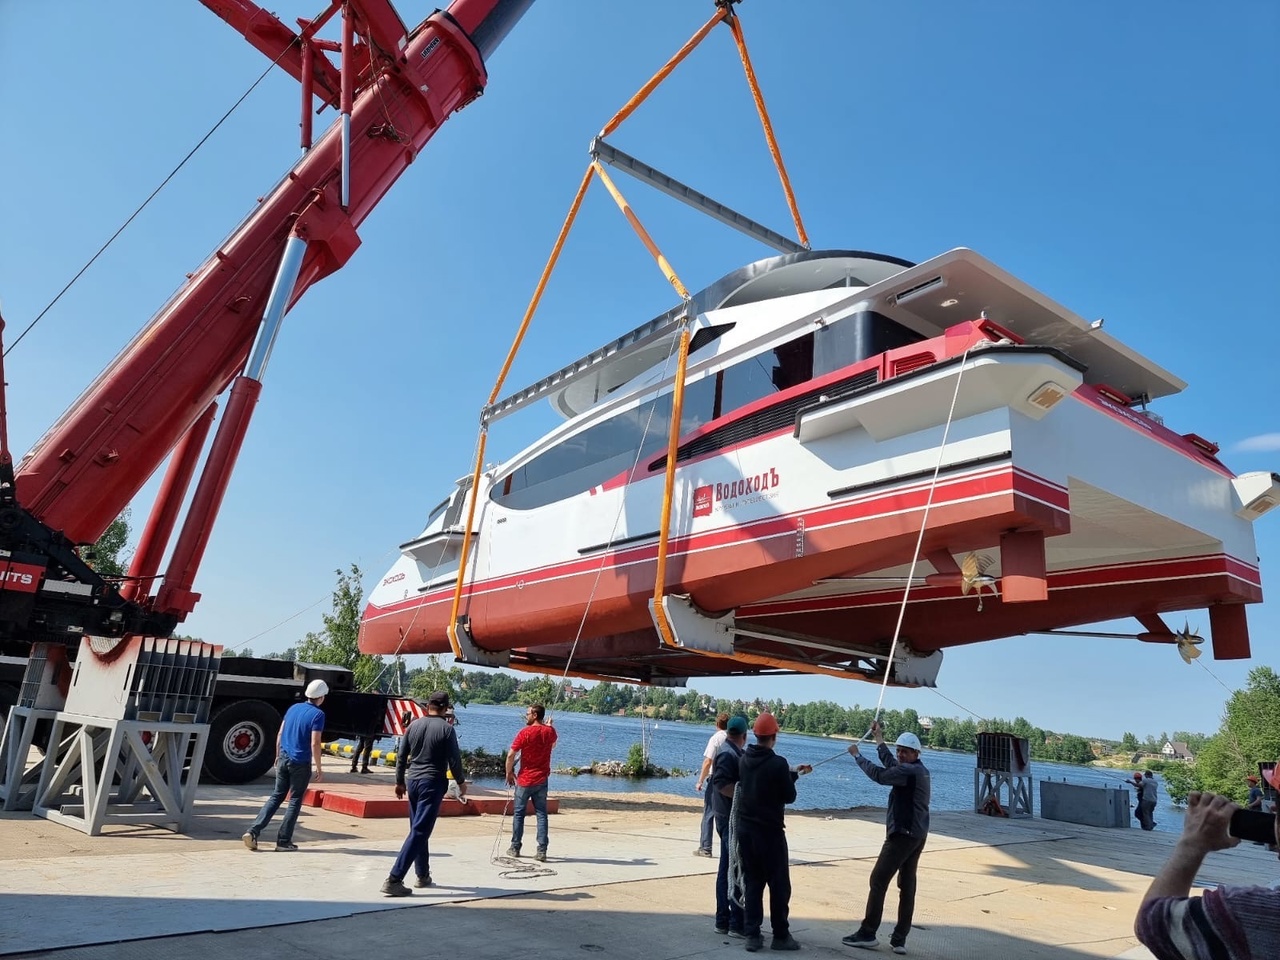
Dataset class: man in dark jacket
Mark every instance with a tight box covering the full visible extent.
[709,714,749,938]
[381,690,466,897]
[1137,771,1158,831]
[736,711,811,952]
[844,720,931,954]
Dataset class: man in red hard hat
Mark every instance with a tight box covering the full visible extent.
[735,711,811,952]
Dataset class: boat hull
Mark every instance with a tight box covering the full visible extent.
[361,345,1262,682]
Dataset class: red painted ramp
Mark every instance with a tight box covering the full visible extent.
[304,782,560,819]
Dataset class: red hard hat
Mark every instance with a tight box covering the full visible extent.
[752,712,780,737]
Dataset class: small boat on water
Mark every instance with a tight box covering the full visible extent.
[360,246,1277,686]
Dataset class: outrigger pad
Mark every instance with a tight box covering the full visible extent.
[648,595,736,655]
[892,646,943,687]
[448,618,511,668]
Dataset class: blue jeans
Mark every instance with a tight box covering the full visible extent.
[390,777,446,882]
[511,781,549,850]
[699,786,714,851]
[715,814,744,932]
[248,756,312,845]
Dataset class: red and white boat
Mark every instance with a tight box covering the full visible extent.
[360,246,1277,685]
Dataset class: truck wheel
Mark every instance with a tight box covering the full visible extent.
[204,700,280,784]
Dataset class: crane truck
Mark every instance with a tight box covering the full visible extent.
[0,0,536,783]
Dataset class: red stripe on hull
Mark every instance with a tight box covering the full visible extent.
[740,569,1254,657]
[361,466,1068,655]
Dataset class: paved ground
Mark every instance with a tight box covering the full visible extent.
[2,766,1276,959]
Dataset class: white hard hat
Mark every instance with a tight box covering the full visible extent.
[305,679,329,699]
[895,732,923,752]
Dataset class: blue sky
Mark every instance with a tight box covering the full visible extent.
[1,1,1276,741]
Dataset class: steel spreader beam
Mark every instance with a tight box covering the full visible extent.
[483,308,691,424]
[590,137,804,254]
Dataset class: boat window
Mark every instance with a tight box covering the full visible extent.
[441,477,473,529]
[603,322,736,397]
[813,310,922,377]
[717,332,813,417]
[424,497,451,527]
[495,376,718,510]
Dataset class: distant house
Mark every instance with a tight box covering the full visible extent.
[561,682,588,701]
[1161,740,1194,761]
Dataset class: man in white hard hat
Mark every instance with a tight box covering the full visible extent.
[242,678,328,852]
[843,720,932,955]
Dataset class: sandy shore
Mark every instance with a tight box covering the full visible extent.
[4,768,1276,959]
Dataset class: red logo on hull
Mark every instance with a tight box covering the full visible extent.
[694,468,782,517]
[693,485,714,517]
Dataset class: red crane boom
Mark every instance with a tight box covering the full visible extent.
[11,0,532,620]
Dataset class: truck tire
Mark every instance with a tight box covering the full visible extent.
[204,699,281,784]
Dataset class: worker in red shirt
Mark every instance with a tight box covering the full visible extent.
[505,703,558,861]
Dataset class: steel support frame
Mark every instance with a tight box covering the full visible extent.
[0,706,60,811]
[974,768,1034,818]
[32,714,210,835]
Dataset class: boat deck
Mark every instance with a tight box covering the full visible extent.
[3,768,1275,959]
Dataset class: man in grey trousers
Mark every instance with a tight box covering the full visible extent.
[843,720,931,955]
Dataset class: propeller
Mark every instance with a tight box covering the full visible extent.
[1174,621,1204,664]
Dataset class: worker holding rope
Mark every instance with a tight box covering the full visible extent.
[736,712,810,952]
[843,720,932,955]
[505,703,558,862]
[709,715,749,939]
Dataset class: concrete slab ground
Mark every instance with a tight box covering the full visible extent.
[2,766,1276,959]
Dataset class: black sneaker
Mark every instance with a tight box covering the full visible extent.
[506,845,521,857]
[414,874,433,889]
[841,931,878,949]
[728,930,746,939]
[745,934,764,952]
[694,847,713,858]
[890,944,907,956]
[380,877,411,897]
[715,926,730,935]
[275,841,299,852]
[771,935,801,951]
[535,848,547,862]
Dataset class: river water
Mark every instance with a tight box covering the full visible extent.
[441,703,1185,834]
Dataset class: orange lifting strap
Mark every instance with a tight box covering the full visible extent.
[448,4,811,668]
[598,6,731,138]
[446,165,594,658]
[726,13,809,248]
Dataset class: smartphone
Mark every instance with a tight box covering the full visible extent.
[1229,808,1275,844]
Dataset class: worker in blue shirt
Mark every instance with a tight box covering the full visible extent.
[242,679,327,852]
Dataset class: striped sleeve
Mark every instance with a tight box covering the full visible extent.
[1136,886,1280,960]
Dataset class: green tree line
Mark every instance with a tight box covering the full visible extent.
[153,560,1276,807]
[401,668,1173,766]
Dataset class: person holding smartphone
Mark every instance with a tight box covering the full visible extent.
[1135,791,1280,958]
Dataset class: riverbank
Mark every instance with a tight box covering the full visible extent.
[6,765,1278,959]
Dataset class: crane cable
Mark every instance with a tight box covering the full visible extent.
[5,47,292,358]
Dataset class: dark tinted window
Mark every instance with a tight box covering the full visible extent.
[813,310,921,377]
[718,333,813,417]
[496,375,717,510]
